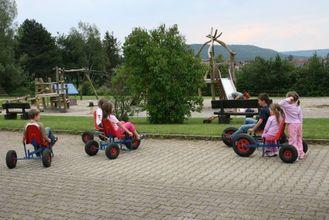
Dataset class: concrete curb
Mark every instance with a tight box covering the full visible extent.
[0,127,328,145]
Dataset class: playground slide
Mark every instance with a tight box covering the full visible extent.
[221,78,237,99]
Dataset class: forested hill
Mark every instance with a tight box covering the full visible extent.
[190,44,329,61]
[190,44,281,61]
[280,49,329,58]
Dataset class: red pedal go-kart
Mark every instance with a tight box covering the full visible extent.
[222,123,308,163]
[6,124,53,169]
[82,116,141,160]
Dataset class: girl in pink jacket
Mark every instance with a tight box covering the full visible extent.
[262,104,284,157]
[279,91,304,159]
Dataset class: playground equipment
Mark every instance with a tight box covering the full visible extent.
[33,67,98,112]
[196,28,237,100]
[5,123,54,169]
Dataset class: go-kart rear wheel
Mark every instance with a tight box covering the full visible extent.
[6,150,17,169]
[233,134,256,157]
[82,131,94,143]
[302,140,308,153]
[85,140,99,156]
[42,149,52,168]
[279,144,298,163]
[105,143,120,160]
[125,139,141,150]
[222,127,238,147]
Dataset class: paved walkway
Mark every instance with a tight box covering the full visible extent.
[0,131,328,219]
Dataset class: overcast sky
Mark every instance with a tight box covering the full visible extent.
[15,0,329,51]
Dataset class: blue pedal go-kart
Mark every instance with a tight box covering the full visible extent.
[6,124,53,169]
[83,119,141,160]
[223,123,308,163]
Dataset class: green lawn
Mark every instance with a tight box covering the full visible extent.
[0,116,328,139]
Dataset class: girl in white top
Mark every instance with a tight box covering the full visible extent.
[102,101,141,139]
[95,98,108,129]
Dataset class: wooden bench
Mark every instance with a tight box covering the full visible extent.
[2,103,31,120]
[211,99,260,124]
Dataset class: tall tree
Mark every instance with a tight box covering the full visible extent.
[122,25,205,124]
[57,22,107,85]
[16,19,60,79]
[103,31,121,74]
[0,0,25,94]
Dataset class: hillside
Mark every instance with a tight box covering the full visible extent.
[190,44,281,61]
[280,49,329,58]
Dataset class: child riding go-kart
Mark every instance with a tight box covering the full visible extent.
[6,123,54,169]
[84,118,141,159]
[223,122,308,163]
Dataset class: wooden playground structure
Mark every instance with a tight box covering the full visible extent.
[33,67,99,113]
[196,28,237,100]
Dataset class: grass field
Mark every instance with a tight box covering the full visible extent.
[0,116,328,139]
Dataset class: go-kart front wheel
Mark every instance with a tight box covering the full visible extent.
[279,145,298,163]
[222,127,238,147]
[85,140,99,156]
[105,143,120,160]
[6,150,17,169]
[125,139,140,150]
[233,134,256,157]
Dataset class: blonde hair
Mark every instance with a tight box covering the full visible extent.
[286,91,300,106]
[28,109,40,119]
[270,103,284,123]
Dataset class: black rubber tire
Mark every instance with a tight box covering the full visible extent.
[82,131,94,143]
[279,145,298,163]
[42,149,52,168]
[222,127,238,147]
[302,140,308,153]
[278,133,288,144]
[125,139,141,150]
[85,140,99,156]
[6,150,17,169]
[232,134,257,157]
[105,143,120,160]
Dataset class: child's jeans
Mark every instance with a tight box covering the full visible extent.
[45,127,56,147]
[231,118,257,141]
[287,123,304,158]
[262,134,278,154]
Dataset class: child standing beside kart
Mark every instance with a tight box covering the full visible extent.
[279,91,304,160]
[262,104,285,157]
[23,109,58,147]
[230,93,272,141]
[101,101,141,140]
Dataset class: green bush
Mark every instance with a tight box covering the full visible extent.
[122,25,205,124]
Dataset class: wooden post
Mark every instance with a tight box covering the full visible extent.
[60,69,68,112]
[55,66,61,111]
[85,70,99,100]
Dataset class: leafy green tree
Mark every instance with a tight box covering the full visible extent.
[122,25,205,124]
[57,22,107,86]
[295,54,329,96]
[0,0,25,94]
[16,19,60,79]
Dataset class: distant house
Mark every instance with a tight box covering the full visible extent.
[291,58,308,67]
